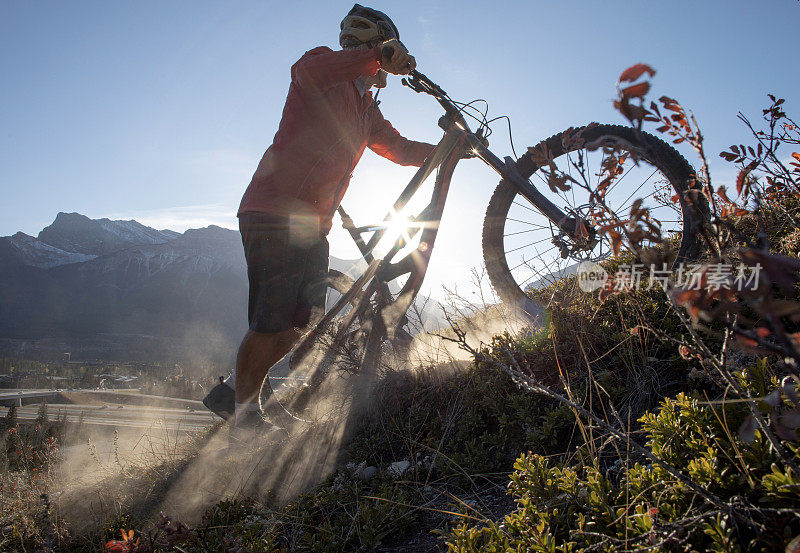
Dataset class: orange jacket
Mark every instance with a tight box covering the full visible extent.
[238,45,435,234]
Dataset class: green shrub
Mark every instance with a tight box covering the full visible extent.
[446,385,800,552]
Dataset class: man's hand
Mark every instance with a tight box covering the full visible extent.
[379,39,416,75]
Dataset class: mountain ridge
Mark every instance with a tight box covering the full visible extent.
[35,211,179,257]
[0,213,364,365]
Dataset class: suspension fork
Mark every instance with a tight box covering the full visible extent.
[462,132,576,233]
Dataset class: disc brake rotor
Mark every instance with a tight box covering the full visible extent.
[551,204,608,262]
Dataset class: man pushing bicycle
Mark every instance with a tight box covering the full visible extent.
[203,4,435,441]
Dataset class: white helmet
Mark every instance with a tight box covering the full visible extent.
[339,4,399,48]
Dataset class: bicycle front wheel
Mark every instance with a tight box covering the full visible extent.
[262,268,363,425]
[482,124,708,318]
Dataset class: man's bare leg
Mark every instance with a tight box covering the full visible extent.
[234,328,300,407]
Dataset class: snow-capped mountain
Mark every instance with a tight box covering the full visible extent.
[4,231,98,269]
[36,212,179,257]
[0,213,360,364]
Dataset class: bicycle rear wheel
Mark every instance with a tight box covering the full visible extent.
[482,124,708,318]
[261,269,362,425]
[262,268,403,426]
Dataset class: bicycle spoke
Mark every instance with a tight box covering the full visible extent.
[508,243,558,273]
[506,217,551,229]
[494,128,695,321]
[517,259,556,289]
[569,152,580,207]
[512,200,541,214]
[606,159,638,196]
[615,168,658,213]
[517,245,572,288]
[566,152,577,206]
[618,185,660,212]
[587,150,594,191]
[504,228,546,237]
[504,235,554,255]
[533,169,551,193]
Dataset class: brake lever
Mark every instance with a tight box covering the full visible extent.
[402,71,448,100]
[401,76,424,93]
[382,42,446,98]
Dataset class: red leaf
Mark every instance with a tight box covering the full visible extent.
[608,230,622,256]
[619,63,656,83]
[659,96,682,112]
[620,82,651,98]
[598,279,617,303]
[678,345,696,359]
[736,169,748,195]
[717,186,732,204]
[735,334,758,348]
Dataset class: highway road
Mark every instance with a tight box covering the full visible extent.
[1,402,217,432]
[0,387,143,406]
[0,392,218,433]
[0,388,72,403]
[0,379,308,433]
[0,378,304,406]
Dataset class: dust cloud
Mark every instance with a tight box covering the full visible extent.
[52,290,539,531]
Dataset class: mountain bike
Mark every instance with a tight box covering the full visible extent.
[262,62,709,426]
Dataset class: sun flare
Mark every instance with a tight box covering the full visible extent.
[373,210,417,259]
[385,213,412,242]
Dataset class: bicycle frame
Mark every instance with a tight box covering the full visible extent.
[300,70,576,350]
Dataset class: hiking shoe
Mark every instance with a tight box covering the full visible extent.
[233,409,273,430]
[228,410,286,450]
[202,377,235,420]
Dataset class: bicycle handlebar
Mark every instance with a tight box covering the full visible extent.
[381,46,472,134]
[380,45,442,96]
[381,46,438,89]
[380,45,415,73]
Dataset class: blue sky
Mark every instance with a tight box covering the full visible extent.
[2,0,798,297]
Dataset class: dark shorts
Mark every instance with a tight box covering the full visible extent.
[239,213,328,333]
